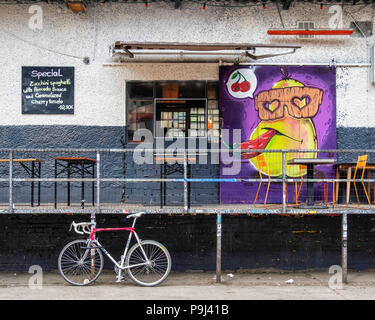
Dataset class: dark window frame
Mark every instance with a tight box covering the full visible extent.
[125,80,218,144]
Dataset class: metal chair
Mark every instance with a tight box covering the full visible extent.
[253,154,271,206]
[353,154,371,208]
[323,180,336,207]
[294,165,306,206]
[288,164,336,207]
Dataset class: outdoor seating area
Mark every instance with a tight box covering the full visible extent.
[0,149,373,215]
[53,156,96,209]
[0,158,43,207]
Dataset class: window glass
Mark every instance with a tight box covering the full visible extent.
[207,81,218,99]
[126,81,219,142]
[189,107,206,136]
[156,100,206,138]
[207,83,220,143]
[126,100,154,142]
[155,81,206,98]
[127,82,154,99]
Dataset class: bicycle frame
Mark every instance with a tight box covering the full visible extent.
[84,217,150,272]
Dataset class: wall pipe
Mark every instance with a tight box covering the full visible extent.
[103,61,371,67]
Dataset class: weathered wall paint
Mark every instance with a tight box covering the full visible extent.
[0,3,373,129]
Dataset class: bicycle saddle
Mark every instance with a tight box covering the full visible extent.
[127,212,145,219]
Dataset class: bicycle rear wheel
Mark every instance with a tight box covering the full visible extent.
[58,240,103,286]
[125,240,171,287]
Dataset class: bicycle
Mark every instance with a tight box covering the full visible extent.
[58,212,172,287]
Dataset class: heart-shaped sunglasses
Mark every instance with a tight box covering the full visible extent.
[254,86,323,120]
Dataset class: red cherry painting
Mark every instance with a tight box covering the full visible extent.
[231,82,241,92]
[229,71,252,94]
[239,81,251,92]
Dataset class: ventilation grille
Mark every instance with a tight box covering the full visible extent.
[298,21,315,38]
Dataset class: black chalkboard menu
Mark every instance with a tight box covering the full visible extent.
[22,66,74,114]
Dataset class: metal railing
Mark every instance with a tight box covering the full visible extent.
[0,148,375,214]
[1,147,373,284]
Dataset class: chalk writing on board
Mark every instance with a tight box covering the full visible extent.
[22,67,74,114]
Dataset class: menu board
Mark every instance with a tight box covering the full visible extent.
[22,66,74,114]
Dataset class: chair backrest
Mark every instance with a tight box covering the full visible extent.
[356,155,368,169]
[353,154,371,206]
[354,155,368,179]
[256,154,269,175]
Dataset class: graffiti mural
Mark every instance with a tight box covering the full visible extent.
[219,65,337,204]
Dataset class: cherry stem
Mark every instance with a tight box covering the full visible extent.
[236,71,247,82]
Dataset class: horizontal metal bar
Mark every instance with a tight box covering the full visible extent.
[4,178,375,183]
[2,147,375,216]
[3,208,375,215]
[2,148,375,153]
[234,62,371,68]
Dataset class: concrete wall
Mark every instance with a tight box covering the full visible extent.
[0,2,373,129]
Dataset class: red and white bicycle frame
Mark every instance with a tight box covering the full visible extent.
[72,215,150,282]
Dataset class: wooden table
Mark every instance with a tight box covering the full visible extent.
[287,158,336,208]
[154,157,196,208]
[335,162,375,204]
[53,157,96,209]
[0,158,43,207]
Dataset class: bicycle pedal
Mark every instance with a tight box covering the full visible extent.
[115,276,125,283]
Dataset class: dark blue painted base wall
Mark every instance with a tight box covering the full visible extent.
[1,214,375,272]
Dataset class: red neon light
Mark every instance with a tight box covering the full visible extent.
[268,29,354,36]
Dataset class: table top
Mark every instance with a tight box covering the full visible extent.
[0,158,44,163]
[336,162,375,169]
[154,157,196,162]
[287,158,336,165]
[53,157,96,163]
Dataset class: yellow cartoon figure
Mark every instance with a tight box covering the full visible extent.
[225,67,324,177]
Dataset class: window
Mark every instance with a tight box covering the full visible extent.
[298,21,315,39]
[126,100,154,141]
[160,110,186,138]
[207,82,220,143]
[126,81,219,143]
[156,99,206,138]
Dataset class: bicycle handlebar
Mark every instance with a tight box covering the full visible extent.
[70,221,94,235]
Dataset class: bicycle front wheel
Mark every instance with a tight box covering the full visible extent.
[125,240,171,287]
[58,240,103,286]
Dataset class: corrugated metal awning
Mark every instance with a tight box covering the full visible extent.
[108,41,301,63]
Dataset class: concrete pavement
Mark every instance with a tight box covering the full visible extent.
[1,269,375,300]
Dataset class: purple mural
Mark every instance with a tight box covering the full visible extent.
[219,65,337,204]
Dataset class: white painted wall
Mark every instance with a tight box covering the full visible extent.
[0,2,373,127]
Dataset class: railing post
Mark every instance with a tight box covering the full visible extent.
[216,213,222,283]
[282,151,286,213]
[9,151,13,213]
[95,151,101,215]
[183,149,188,211]
[91,151,100,276]
[342,213,348,284]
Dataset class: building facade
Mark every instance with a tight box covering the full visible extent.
[0,0,375,272]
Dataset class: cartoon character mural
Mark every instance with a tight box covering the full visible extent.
[219,65,336,204]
